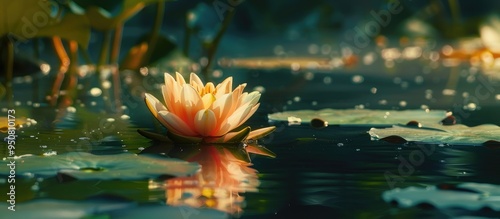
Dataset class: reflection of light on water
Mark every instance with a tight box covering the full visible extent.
[40,63,51,75]
[164,145,259,215]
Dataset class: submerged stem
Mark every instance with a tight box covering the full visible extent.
[142,2,165,67]
[50,37,69,106]
[5,37,14,105]
[202,9,236,81]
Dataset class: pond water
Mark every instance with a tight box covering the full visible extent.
[2,50,500,219]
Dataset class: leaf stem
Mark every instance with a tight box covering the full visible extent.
[201,9,235,81]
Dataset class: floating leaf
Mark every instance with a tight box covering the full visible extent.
[75,0,172,31]
[383,183,500,211]
[108,204,228,219]
[0,0,91,47]
[0,152,200,180]
[369,124,500,145]
[0,198,135,219]
[268,109,448,126]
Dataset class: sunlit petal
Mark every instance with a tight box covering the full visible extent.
[247,126,276,140]
[144,93,167,118]
[194,109,217,136]
[159,111,198,136]
[201,93,216,109]
[175,72,186,85]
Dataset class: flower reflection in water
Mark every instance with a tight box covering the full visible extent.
[144,143,274,216]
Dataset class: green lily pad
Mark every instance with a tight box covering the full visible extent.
[107,204,228,219]
[0,198,136,219]
[74,0,172,31]
[0,152,200,180]
[1,0,91,47]
[383,183,500,211]
[369,124,500,145]
[268,109,448,126]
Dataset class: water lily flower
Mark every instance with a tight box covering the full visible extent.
[143,72,275,143]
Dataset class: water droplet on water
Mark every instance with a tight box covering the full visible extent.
[253,86,265,93]
[352,75,364,84]
[304,72,314,80]
[399,101,407,107]
[464,103,477,111]
[323,76,332,84]
[90,88,102,97]
[67,106,76,113]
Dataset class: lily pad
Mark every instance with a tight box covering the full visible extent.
[108,204,228,219]
[383,183,500,211]
[268,109,448,126]
[1,0,91,46]
[369,124,500,145]
[0,152,200,180]
[0,198,135,219]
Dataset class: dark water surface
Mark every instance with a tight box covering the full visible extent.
[2,58,500,219]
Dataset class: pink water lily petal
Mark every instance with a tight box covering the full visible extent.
[159,111,198,136]
[194,109,217,136]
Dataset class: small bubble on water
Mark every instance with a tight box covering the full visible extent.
[352,75,364,84]
[370,87,377,94]
[253,86,265,93]
[414,76,424,84]
[393,77,402,84]
[39,145,47,149]
[90,88,102,97]
[337,143,344,147]
[304,72,314,80]
[308,44,319,54]
[323,76,332,84]
[356,148,360,151]
[212,70,223,78]
[138,147,145,151]
[464,103,477,111]
[67,106,76,113]
[293,96,301,102]
[121,115,130,120]
[102,81,112,89]
[291,63,301,71]
[399,101,407,107]
[31,183,39,191]
[378,99,388,105]
[311,101,318,106]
